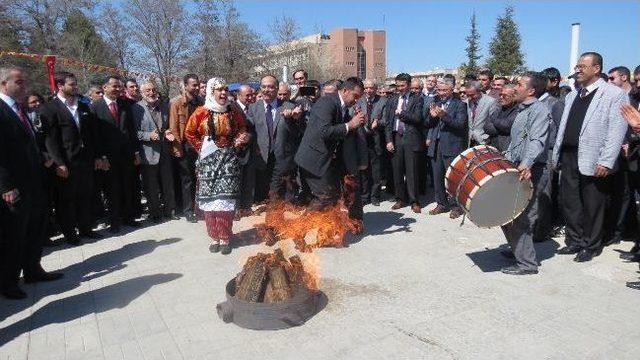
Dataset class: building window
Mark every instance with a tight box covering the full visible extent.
[357,48,366,79]
[375,48,384,53]
[346,61,355,67]
[345,46,356,52]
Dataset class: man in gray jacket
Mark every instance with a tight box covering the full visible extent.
[465,81,499,146]
[500,72,550,275]
[134,82,177,223]
[553,52,629,262]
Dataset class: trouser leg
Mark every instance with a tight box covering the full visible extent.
[560,150,583,247]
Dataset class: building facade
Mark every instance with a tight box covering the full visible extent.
[256,28,387,83]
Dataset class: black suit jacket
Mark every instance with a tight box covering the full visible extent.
[0,98,44,197]
[295,93,354,177]
[41,97,97,167]
[424,97,468,157]
[90,97,138,160]
[384,92,425,152]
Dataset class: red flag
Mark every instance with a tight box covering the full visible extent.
[44,55,56,93]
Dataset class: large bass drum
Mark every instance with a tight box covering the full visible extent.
[445,145,532,228]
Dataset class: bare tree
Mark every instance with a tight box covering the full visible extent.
[268,15,300,70]
[125,0,192,95]
[187,0,265,81]
[98,4,133,70]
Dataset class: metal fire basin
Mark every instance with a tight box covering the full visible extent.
[217,279,322,330]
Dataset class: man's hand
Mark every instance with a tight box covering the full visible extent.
[134,153,141,166]
[517,164,531,181]
[282,108,293,119]
[425,139,432,147]
[56,165,70,178]
[150,129,159,141]
[622,143,630,158]
[291,105,303,120]
[102,158,111,171]
[371,119,378,129]
[358,165,368,171]
[347,111,365,131]
[44,159,55,168]
[2,189,19,205]
[386,142,395,152]
[165,129,176,142]
[621,104,640,132]
[594,164,610,178]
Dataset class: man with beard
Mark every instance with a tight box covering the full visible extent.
[41,71,103,244]
[170,74,202,223]
[133,81,177,223]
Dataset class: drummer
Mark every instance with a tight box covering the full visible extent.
[500,72,551,275]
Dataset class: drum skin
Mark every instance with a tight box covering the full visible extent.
[445,145,532,228]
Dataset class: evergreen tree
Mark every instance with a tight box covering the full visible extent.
[462,12,481,76]
[485,6,525,75]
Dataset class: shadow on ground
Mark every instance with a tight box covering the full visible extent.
[466,239,560,272]
[0,273,182,346]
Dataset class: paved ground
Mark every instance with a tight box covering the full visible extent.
[1,199,640,360]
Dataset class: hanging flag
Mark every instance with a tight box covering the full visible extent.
[44,55,57,93]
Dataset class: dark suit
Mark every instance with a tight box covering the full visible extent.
[272,100,304,202]
[232,101,256,211]
[384,92,425,205]
[90,97,139,227]
[0,97,48,291]
[295,93,364,213]
[41,97,98,238]
[425,96,468,208]
[358,95,387,203]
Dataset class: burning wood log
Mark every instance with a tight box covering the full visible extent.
[233,251,316,303]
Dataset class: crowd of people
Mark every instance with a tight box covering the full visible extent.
[2,50,640,300]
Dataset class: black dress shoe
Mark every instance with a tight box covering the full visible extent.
[185,213,197,223]
[372,199,380,206]
[2,285,27,300]
[209,243,220,253]
[220,244,231,255]
[79,230,103,239]
[24,271,64,283]
[556,245,581,255]
[501,265,538,275]
[629,243,640,254]
[620,252,640,262]
[109,225,120,234]
[149,215,162,224]
[500,249,515,259]
[574,249,596,262]
[627,281,640,290]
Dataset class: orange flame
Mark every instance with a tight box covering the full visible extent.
[257,175,362,251]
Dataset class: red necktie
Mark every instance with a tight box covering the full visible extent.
[15,103,34,138]
[109,102,119,126]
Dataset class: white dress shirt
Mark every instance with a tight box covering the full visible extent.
[58,92,80,128]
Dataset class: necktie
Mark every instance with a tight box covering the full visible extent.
[265,103,274,150]
[108,101,119,126]
[471,101,478,124]
[579,88,588,99]
[14,103,34,138]
[397,95,406,135]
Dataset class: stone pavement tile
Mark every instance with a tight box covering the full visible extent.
[128,310,169,338]
[27,330,66,360]
[169,321,233,359]
[0,334,28,360]
[136,332,183,360]
[64,321,102,354]
[96,313,137,347]
[103,340,145,360]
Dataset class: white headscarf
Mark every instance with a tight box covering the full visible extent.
[204,77,228,112]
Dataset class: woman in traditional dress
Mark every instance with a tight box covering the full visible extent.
[185,78,250,255]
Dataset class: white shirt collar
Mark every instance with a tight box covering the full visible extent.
[236,100,247,111]
[338,92,346,111]
[263,98,278,111]
[581,78,602,96]
[103,95,117,106]
[0,92,17,109]
[538,92,549,102]
[57,92,78,107]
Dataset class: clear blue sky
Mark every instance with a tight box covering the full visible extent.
[234,0,639,76]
